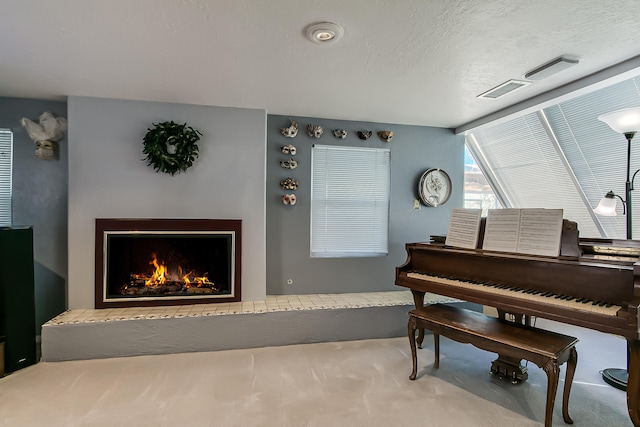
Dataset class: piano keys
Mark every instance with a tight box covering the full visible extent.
[405,271,622,316]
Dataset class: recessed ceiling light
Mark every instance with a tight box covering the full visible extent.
[306,22,344,44]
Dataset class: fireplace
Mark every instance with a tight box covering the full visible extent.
[95,219,241,308]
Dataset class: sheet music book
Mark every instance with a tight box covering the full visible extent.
[444,208,482,249]
[482,208,563,257]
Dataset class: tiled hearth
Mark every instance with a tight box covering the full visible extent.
[47,291,432,325]
[41,291,458,362]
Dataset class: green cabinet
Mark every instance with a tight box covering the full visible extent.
[0,227,36,373]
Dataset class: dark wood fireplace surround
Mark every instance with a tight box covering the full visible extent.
[95,218,241,309]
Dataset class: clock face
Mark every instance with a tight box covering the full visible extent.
[418,168,452,207]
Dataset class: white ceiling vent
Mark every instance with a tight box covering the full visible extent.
[477,79,531,100]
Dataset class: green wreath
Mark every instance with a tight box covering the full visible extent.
[142,121,202,175]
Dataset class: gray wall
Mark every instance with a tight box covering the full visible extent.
[67,97,267,308]
[1,97,464,318]
[266,115,464,295]
[0,97,68,330]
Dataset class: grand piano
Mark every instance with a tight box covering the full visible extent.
[395,228,640,426]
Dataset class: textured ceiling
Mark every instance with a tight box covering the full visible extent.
[1,0,640,128]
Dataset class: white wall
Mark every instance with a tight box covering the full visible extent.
[67,96,266,309]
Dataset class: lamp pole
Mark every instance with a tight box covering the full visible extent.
[625,132,634,239]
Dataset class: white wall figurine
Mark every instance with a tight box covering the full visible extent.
[20,111,68,159]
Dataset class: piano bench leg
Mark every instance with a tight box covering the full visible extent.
[562,347,577,425]
[408,316,418,380]
[542,359,561,427]
[408,315,440,379]
[417,328,425,349]
[540,348,577,427]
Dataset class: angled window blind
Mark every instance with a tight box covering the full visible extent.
[0,129,12,226]
[543,76,640,239]
[467,74,640,239]
[311,145,390,257]
[468,114,601,237]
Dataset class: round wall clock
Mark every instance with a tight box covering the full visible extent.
[418,168,452,207]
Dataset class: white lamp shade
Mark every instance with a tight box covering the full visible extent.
[598,107,640,133]
[594,194,618,216]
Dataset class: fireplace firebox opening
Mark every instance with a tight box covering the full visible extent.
[95,219,241,308]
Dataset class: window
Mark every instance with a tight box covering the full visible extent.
[310,145,390,257]
[466,74,640,239]
[0,129,12,226]
[464,145,501,216]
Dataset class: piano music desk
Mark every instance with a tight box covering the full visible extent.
[408,304,578,427]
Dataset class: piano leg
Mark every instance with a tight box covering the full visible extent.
[627,339,640,427]
[411,290,426,347]
[411,289,425,308]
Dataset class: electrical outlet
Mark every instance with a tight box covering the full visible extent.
[413,198,421,210]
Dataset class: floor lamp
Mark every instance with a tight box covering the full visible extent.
[594,106,640,391]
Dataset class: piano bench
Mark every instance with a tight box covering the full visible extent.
[408,304,578,427]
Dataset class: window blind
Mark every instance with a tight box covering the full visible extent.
[543,77,640,239]
[310,145,390,257]
[468,114,602,237]
[467,75,640,239]
[0,130,12,226]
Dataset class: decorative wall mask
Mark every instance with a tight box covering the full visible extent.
[35,140,57,159]
[357,130,372,140]
[20,111,68,159]
[281,144,297,155]
[280,177,299,190]
[280,158,298,169]
[282,194,297,205]
[306,124,324,138]
[377,130,394,142]
[332,129,348,139]
[280,120,298,138]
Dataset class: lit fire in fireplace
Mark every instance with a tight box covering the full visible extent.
[146,253,167,285]
[120,252,218,296]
